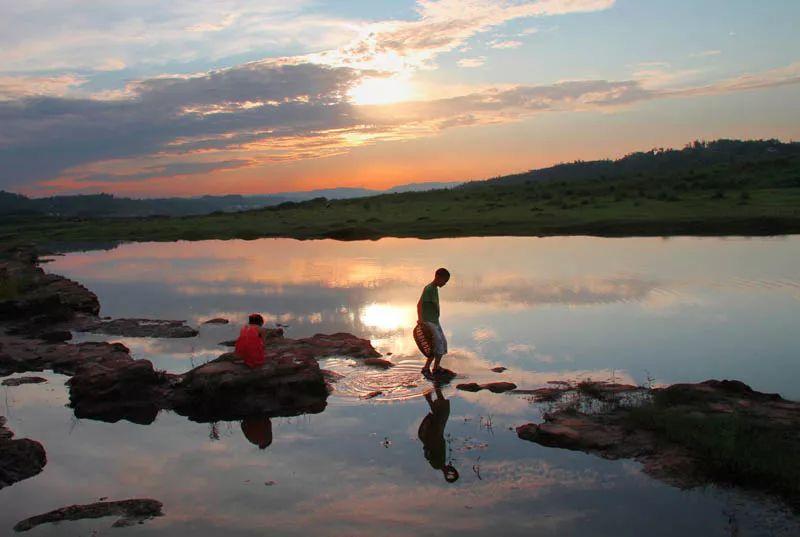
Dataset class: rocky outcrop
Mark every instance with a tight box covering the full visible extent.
[67,332,382,424]
[0,335,133,377]
[0,248,381,426]
[0,417,47,490]
[517,380,800,498]
[1,248,197,339]
[14,499,163,532]
[0,249,99,324]
[265,332,380,361]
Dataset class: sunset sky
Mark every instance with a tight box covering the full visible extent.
[1,0,799,197]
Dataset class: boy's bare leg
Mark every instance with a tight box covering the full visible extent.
[432,354,443,373]
[422,356,434,374]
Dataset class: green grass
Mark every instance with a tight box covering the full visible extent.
[0,275,27,300]
[626,399,800,505]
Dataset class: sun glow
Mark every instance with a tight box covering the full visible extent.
[349,75,416,106]
[359,303,415,332]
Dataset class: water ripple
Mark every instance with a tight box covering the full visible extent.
[321,357,432,402]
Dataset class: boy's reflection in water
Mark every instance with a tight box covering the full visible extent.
[418,384,459,483]
[241,416,273,450]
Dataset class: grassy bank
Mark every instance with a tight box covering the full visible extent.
[2,142,800,246]
[2,187,798,247]
[627,391,800,505]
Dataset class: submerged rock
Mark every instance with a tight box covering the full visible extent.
[202,317,229,325]
[2,376,47,387]
[363,358,394,369]
[456,381,517,393]
[14,498,163,532]
[0,417,47,490]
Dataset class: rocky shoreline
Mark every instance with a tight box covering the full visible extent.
[516,379,800,506]
[0,246,382,488]
[0,417,47,490]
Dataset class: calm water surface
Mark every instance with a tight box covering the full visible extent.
[2,236,800,535]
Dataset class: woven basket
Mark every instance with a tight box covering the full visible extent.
[413,322,435,358]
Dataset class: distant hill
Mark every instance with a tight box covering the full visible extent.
[2,139,796,219]
[472,139,800,188]
[0,182,461,218]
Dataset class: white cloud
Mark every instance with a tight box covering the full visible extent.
[458,57,487,68]
[489,39,524,49]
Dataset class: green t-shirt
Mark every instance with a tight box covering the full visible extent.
[420,283,440,324]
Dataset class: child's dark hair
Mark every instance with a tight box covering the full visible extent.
[248,313,265,326]
[435,268,450,279]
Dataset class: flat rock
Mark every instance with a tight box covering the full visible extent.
[14,499,163,532]
[75,317,199,338]
[456,381,517,393]
[491,367,508,373]
[0,416,47,490]
[2,376,47,387]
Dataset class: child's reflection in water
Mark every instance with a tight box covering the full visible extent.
[241,416,273,450]
[418,385,459,483]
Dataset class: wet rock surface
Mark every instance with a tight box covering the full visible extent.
[14,498,163,532]
[0,417,47,490]
[72,316,199,338]
[202,317,229,324]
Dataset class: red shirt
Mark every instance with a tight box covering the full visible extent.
[235,325,265,368]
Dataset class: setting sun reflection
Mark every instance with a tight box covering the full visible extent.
[359,303,415,332]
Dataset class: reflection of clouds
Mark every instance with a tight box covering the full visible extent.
[472,327,497,343]
[452,276,662,307]
[505,343,556,364]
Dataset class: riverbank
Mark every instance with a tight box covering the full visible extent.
[2,187,800,248]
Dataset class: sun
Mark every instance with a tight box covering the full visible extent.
[348,75,416,106]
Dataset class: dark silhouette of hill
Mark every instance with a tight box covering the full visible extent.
[473,139,800,188]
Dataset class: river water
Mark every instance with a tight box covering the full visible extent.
[2,236,799,535]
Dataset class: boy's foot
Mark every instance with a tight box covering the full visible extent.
[421,367,432,377]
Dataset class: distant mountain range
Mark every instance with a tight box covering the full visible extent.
[0,181,463,218]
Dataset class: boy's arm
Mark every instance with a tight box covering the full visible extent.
[417,297,423,322]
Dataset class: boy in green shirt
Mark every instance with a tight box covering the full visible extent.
[418,267,450,377]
